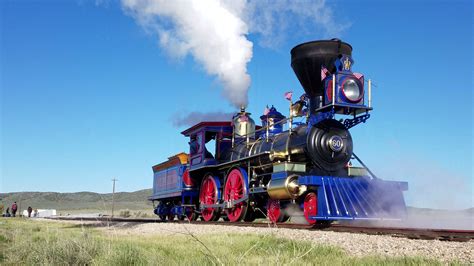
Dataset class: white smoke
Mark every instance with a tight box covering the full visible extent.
[122,0,252,108]
[121,0,347,108]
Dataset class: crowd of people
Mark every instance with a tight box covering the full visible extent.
[0,202,37,217]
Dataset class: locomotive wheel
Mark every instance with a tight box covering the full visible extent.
[223,168,248,222]
[168,213,175,221]
[185,207,197,221]
[159,215,167,221]
[303,192,318,225]
[267,199,288,223]
[199,175,220,222]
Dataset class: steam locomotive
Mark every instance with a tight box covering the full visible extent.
[150,39,408,224]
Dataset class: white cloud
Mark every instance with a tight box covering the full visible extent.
[244,0,350,48]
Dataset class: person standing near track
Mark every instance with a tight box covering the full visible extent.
[11,202,17,217]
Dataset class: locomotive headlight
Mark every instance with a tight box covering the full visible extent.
[341,78,363,103]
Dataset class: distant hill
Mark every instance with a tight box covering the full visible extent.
[0,189,153,215]
[407,206,473,215]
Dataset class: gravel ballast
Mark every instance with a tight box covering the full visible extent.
[94,222,473,263]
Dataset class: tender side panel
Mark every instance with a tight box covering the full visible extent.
[151,164,185,200]
[150,153,189,200]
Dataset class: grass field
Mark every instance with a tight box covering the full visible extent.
[0,218,444,265]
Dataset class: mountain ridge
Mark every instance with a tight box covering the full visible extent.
[0,189,153,214]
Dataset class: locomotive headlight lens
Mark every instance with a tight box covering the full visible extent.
[342,78,363,102]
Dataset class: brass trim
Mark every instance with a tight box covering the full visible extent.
[267,174,302,200]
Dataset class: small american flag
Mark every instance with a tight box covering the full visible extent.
[284,91,293,101]
[353,73,364,79]
[263,106,270,116]
[321,67,328,80]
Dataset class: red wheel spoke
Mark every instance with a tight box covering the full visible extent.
[224,169,248,222]
[267,199,281,223]
[200,175,219,222]
[236,178,242,188]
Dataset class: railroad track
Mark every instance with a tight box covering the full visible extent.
[48,216,474,242]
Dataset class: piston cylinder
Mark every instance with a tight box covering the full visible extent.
[267,175,306,200]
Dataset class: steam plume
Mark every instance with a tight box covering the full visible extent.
[122,0,252,108]
[122,0,347,109]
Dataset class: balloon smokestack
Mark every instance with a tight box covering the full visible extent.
[290,39,353,113]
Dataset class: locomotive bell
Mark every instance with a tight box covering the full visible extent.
[232,106,255,139]
[290,103,303,117]
[290,94,308,117]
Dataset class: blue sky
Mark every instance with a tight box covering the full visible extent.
[1,0,472,209]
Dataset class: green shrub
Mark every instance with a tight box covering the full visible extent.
[119,210,131,218]
[0,234,8,243]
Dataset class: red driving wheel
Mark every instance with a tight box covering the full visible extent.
[199,175,219,221]
[224,168,248,222]
[267,199,287,223]
[303,192,318,225]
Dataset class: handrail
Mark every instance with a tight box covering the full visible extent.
[235,115,306,139]
[352,152,378,180]
[368,79,372,108]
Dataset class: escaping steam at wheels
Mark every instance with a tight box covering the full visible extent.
[150,39,408,224]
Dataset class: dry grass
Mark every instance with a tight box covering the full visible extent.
[0,218,446,265]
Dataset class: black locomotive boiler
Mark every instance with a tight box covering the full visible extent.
[150,39,408,224]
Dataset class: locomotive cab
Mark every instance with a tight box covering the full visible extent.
[181,122,233,170]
